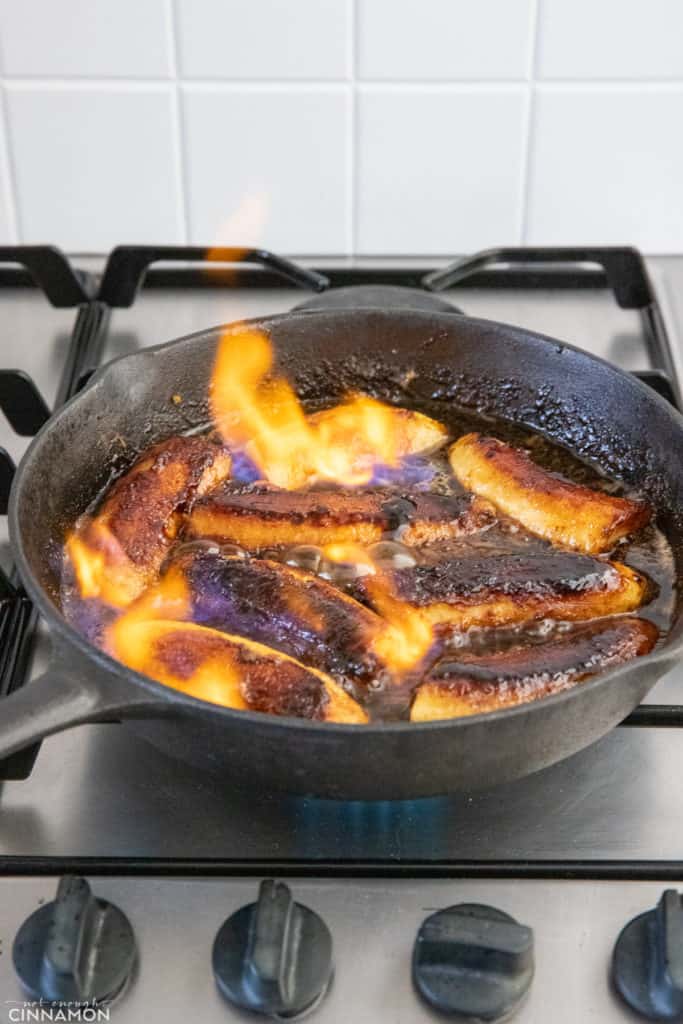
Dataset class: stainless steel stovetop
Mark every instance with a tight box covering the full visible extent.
[0,250,682,1022]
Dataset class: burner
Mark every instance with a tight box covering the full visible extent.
[293,283,462,314]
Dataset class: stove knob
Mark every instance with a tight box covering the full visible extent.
[213,879,333,1018]
[413,902,534,1021]
[613,890,683,1020]
[12,876,136,1005]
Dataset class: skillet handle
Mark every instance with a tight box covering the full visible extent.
[0,666,161,760]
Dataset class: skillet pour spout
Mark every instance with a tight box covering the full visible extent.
[4,308,683,799]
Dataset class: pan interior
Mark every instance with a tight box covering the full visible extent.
[12,308,683,648]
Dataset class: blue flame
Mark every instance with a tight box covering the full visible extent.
[370,455,434,488]
[230,449,262,483]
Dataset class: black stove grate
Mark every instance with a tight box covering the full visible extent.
[0,248,99,779]
[423,246,680,408]
[0,244,680,783]
[98,245,329,306]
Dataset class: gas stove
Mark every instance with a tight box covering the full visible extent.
[0,246,682,1022]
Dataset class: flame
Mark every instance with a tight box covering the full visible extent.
[114,563,190,625]
[210,328,446,489]
[321,543,435,675]
[65,523,144,608]
[368,579,435,674]
[99,563,250,707]
[67,323,448,702]
[103,562,189,652]
[310,396,415,485]
[206,189,270,252]
[204,190,271,302]
[108,618,247,708]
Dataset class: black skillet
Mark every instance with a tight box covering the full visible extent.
[1,294,682,799]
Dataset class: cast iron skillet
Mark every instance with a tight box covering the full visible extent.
[1,307,682,799]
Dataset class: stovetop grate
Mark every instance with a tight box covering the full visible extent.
[0,244,680,782]
[0,248,100,779]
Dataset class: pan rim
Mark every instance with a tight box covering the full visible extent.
[8,307,683,736]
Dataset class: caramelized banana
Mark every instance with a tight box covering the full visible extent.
[411,617,658,720]
[66,436,231,606]
[144,547,387,685]
[449,433,650,554]
[108,618,368,723]
[354,549,649,631]
[187,486,494,550]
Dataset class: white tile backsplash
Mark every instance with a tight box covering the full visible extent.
[357,0,533,81]
[177,0,350,81]
[182,85,349,253]
[357,87,526,253]
[0,1,682,253]
[5,85,183,249]
[526,86,683,251]
[0,0,172,78]
[538,0,683,81]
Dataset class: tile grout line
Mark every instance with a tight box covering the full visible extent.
[1,76,683,89]
[0,81,21,243]
[348,0,357,258]
[520,0,542,244]
[167,0,190,244]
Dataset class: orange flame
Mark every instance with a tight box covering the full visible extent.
[203,190,271,302]
[109,618,247,709]
[113,563,190,626]
[206,189,270,253]
[98,562,249,707]
[103,562,190,652]
[210,328,446,489]
[321,542,435,675]
[65,523,144,608]
[67,324,447,701]
[368,579,435,675]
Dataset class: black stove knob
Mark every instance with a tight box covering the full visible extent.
[213,879,333,1018]
[413,902,534,1021]
[12,876,136,1005]
[613,890,683,1020]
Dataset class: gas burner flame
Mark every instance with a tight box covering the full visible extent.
[210,327,446,489]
